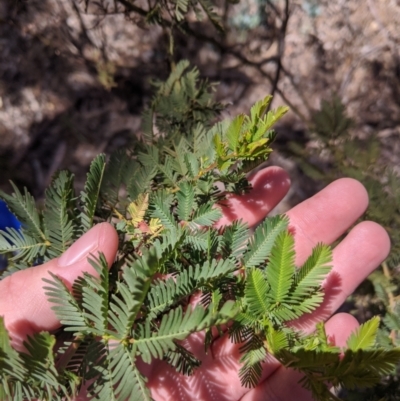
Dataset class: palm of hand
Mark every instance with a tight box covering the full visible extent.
[0,168,390,401]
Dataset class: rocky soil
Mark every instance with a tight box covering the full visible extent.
[0,0,399,207]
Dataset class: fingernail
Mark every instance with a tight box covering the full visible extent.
[58,224,105,267]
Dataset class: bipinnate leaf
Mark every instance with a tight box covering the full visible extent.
[265,326,289,354]
[184,153,200,178]
[2,91,394,401]
[347,316,380,351]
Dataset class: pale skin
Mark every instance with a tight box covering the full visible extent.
[0,166,391,401]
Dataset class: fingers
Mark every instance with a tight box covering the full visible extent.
[240,313,360,401]
[216,166,291,229]
[286,178,369,265]
[0,222,119,350]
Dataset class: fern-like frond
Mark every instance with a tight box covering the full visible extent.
[176,182,195,221]
[183,153,200,179]
[244,215,289,269]
[80,154,106,231]
[109,246,162,339]
[165,343,201,375]
[100,149,132,210]
[81,254,110,336]
[0,317,27,397]
[329,348,400,388]
[239,339,266,388]
[346,316,380,351]
[183,230,209,251]
[127,162,157,201]
[135,305,207,364]
[291,243,332,302]
[277,348,339,370]
[265,325,289,354]
[244,268,270,318]
[159,155,179,186]
[189,203,221,228]
[198,0,223,32]
[0,228,47,262]
[22,332,66,399]
[127,193,149,226]
[150,191,177,234]
[43,273,89,334]
[221,220,250,263]
[265,231,295,303]
[0,183,45,242]
[89,343,151,401]
[43,171,76,259]
[146,258,236,318]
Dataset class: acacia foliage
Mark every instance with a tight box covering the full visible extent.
[0,69,399,400]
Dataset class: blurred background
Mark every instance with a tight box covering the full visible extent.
[0,0,400,397]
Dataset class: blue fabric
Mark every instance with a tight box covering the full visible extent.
[0,200,21,231]
[0,200,21,270]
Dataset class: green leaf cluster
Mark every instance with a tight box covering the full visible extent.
[0,82,399,400]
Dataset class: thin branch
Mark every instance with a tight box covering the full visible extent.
[267,0,290,112]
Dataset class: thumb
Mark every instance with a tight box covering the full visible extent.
[0,222,119,350]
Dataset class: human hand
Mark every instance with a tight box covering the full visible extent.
[0,166,390,401]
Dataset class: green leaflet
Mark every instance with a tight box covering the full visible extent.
[135,305,208,364]
[176,182,195,221]
[347,316,380,351]
[80,154,106,231]
[89,343,151,401]
[243,215,289,269]
[0,228,47,262]
[291,244,332,302]
[0,317,27,393]
[189,203,222,228]
[43,171,76,258]
[43,273,89,334]
[244,268,270,317]
[265,231,296,303]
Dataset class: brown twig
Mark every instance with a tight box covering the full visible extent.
[267,0,290,112]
